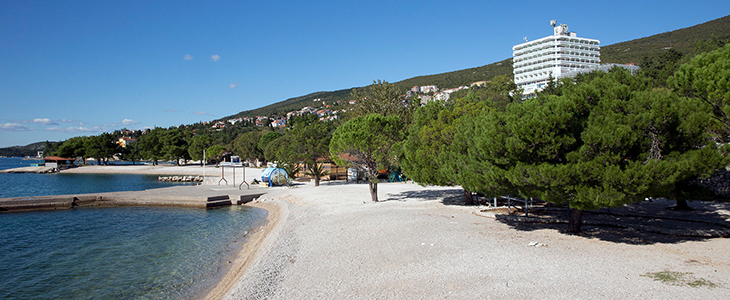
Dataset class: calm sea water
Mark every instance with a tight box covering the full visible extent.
[0,158,268,299]
[0,157,194,198]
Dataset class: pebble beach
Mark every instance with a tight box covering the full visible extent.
[43,165,730,298]
[221,182,730,299]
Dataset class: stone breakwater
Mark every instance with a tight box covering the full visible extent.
[0,185,266,213]
[0,166,57,173]
[158,175,204,183]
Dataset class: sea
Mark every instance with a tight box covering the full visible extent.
[0,157,267,299]
[0,158,195,199]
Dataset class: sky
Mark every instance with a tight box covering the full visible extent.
[2,0,729,148]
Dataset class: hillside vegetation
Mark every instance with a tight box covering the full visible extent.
[601,15,730,64]
[0,141,50,157]
[393,58,514,90]
[228,15,729,121]
[228,89,354,120]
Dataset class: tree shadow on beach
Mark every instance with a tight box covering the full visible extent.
[386,188,730,245]
[494,200,730,245]
[496,217,713,245]
[384,187,468,205]
[319,180,366,186]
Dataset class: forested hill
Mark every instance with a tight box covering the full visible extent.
[601,14,730,64]
[226,58,514,120]
[0,141,49,157]
[227,14,730,121]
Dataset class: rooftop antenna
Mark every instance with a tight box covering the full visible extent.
[523,36,528,42]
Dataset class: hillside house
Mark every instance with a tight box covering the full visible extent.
[271,118,287,128]
[212,121,226,129]
[470,81,488,87]
[117,137,136,148]
[420,85,439,93]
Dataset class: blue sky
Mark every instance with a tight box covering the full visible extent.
[2,0,729,148]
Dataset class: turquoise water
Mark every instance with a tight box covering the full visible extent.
[0,206,267,299]
[0,158,268,299]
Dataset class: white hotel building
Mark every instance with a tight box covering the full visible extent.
[513,22,600,95]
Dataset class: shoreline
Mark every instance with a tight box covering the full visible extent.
[204,200,284,300]
[4,163,730,298]
[1,165,267,212]
[0,164,278,298]
[60,164,220,176]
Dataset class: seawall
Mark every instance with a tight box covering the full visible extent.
[0,185,266,213]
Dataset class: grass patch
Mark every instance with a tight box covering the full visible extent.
[641,271,720,288]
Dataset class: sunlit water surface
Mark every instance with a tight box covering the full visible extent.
[0,158,267,299]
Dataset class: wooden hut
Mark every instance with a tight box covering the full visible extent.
[44,156,76,170]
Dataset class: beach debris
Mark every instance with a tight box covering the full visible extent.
[158,175,204,182]
[528,241,547,247]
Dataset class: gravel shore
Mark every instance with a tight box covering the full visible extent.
[60,164,214,175]
[50,165,730,298]
[223,181,730,299]
[59,164,261,186]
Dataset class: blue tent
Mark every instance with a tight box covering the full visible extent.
[261,167,288,186]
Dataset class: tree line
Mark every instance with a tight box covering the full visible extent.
[48,42,730,234]
[332,42,730,233]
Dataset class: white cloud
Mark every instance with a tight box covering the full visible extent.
[194,111,209,115]
[33,118,57,125]
[229,83,238,89]
[163,109,179,113]
[0,123,29,131]
[45,126,99,133]
[211,54,220,62]
[183,54,193,61]
[122,119,140,126]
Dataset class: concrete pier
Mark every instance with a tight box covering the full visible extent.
[0,185,267,213]
[0,166,56,173]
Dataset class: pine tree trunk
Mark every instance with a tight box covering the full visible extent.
[463,189,474,205]
[674,199,691,210]
[369,180,378,202]
[567,208,584,234]
[314,174,320,186]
